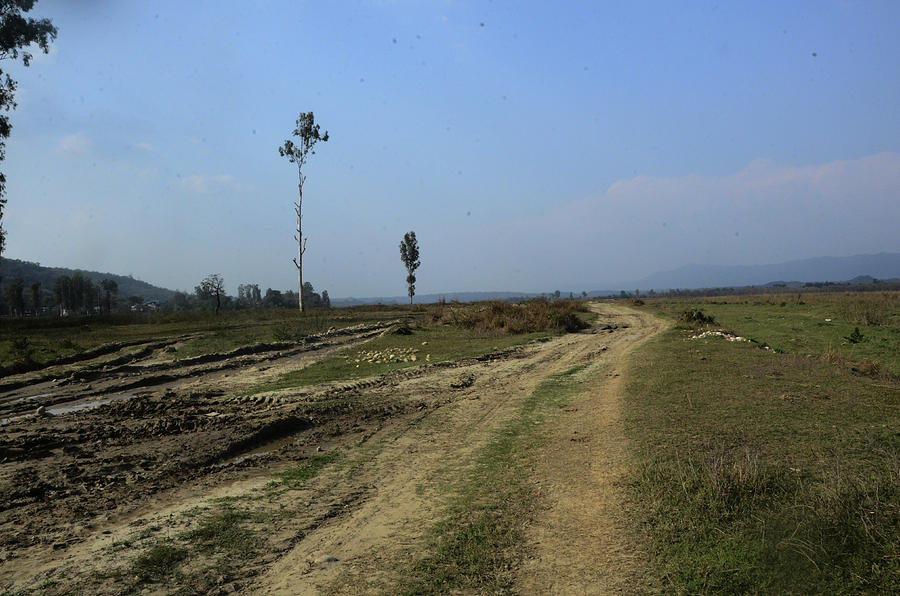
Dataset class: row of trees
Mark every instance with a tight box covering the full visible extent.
[1,273,121,317]
[168,274,330,314]
[1,273,332,318]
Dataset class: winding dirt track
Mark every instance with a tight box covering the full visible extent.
[0,303,666,594]
[253,303,667,594]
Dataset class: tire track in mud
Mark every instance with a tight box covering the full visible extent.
[0,323,393,418]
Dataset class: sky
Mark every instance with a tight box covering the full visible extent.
[2,0,899,297]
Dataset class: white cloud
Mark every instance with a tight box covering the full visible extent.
[56,132,93,156]
[449,152,900,287]
[179,174,251,194]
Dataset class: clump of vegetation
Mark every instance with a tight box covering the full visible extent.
[678,308,717,326]
[845,326,865,344]
[9,336,35,365]
[834,294,894,326]
[184,507,257,555]
[131,543,188,583]
[437,300,590,334]
[271,453,339,489]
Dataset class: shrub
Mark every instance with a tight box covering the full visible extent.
[679,308,717,326]
[132,543,188,582]
[435,300,590,334]
[846,327,865,344]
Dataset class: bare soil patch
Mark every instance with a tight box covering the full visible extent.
[0,304,664,594]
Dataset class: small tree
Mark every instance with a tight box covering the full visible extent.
[278,112,328,312]
[399,231,420,305]
[30,281,40,314]
[53,275,72,315]
[4,277,24,316]
[196,273,225,314]
[100,279,118,313]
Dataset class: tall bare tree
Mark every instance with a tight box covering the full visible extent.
[399,231,420,305]
[278,112,328,311]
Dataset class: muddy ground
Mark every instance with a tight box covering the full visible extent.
[0,304,664,594]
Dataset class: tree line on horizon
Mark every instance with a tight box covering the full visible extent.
[0,272,331,318]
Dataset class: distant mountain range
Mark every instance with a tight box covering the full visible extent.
[621,252,900,291]
[0,259,175,303]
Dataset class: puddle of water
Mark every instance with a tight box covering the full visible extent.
[48,394,134,416]
[1,413,32,426]
[11,393,51,405]
[1,394,135,425]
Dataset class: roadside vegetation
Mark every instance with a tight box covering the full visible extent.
[248,300,592,392]
[645,291,900,375]
[624,292,899,592]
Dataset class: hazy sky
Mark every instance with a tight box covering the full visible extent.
[3,1,899,297]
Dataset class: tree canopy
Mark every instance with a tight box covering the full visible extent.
[0,1,56,260]
[399,231,420,305]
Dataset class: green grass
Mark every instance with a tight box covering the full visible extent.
[268,452,341,489]
[401,364,589,594]
[130,542,188,583]
[646,294,900,375]
[183,506,258,556]
[623,318,900,593]
[249,325,552,393]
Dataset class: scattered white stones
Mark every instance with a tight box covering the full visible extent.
[348,346,420,365]
[689,330,749,343]
[688,330,776,351]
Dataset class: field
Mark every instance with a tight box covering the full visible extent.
[626,293,899,593]
[0,294,897,594]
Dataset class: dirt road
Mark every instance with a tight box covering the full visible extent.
[0,303,665,594]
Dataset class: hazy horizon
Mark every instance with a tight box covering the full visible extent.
[3,1,899,296]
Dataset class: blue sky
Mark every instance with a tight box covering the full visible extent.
[2,1,899,297]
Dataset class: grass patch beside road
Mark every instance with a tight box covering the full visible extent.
[250,325,552,393]
[623,318,900,593]
[646,292,900,375]
[401,364,589,594]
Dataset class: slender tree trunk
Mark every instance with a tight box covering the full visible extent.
[296,182,304,312]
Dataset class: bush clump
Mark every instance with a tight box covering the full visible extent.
[679,308,717,326]
[436,300,590,334]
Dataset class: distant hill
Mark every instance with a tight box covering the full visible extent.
[0,258,175,303]
[627,252,900,291]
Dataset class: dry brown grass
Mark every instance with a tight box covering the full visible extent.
[822,347,885,377]
[428,300,591,335]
